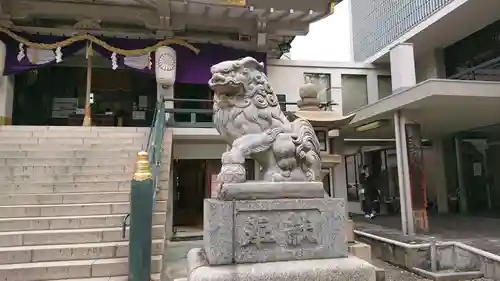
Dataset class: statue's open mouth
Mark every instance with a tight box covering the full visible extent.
[209,74,242,96]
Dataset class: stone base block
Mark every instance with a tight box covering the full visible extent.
[349,241,372,262]
[187,249,377,281]
[218,181,326,200]
[345,219,354,242]
[204,197,347,265]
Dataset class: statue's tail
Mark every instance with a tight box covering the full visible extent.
[291,118,322,181]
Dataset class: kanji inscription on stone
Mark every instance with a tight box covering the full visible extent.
[241,215,276,248]
[283,212,318,246]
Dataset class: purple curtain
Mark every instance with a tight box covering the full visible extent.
[0,31,267,84]
[1,32,86,76]
[174,43,266,84]
[92,37,157,75]
[93,38,267,84]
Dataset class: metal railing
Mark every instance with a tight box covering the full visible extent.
[124,99,168,281]
[147,100,167,194]
[164,97,338,127]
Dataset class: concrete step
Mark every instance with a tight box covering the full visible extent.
[51,274,161,281]
[0,192,130,205]
[0,201,167,218]
[0,213,166,232]
[348,241,371,263]
[0,136,146,146]
[0,181,131,194]
[0,126,149,133]
[0,225,165,247]
[0,157,135,166]
[0,239,164,264]
[0,256,161,281]
[0,189,168,205]
[1,173,131,183]
[0,131,148,140]
[0,150,138,159]
[0,165,134,176]
[0,144,143,151]
[0,130,148,139]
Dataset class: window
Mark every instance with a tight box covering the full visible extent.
[377,75,392,99]
[304,73,332,105]
[344,154,361,202]
[276,94,287,112]
[315,130,327,151]
[341,74,368,114]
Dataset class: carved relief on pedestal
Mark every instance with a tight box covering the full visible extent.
[241,215,276,249]
[283,212,318,247]
[205,198,347,265]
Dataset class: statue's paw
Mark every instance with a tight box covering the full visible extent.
[221,151,245,165]
[266,172,286,182]
[217,164,246,184]
[282,170,291,177]
[272,174,287,182]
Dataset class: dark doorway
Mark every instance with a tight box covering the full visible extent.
[172,159,255,230]
[460,139,493,215]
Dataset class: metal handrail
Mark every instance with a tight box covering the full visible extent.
[148,100,167,197]
[163,97,340,128]
[125,99,168,281]
[163,97,339,109]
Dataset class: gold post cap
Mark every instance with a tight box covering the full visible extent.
[133,150,152,181]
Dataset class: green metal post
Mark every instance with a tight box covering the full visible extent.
[128,151,154,281]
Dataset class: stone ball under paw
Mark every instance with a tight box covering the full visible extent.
[217,164,246,183]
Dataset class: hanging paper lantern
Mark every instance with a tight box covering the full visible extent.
[0,41,5,76]
[155,46,176,86]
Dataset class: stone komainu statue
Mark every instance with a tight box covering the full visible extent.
[209,57,321,185]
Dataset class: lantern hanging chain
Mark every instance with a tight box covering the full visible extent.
[0,27,200,56]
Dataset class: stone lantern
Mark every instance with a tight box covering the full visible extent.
[293,83,355,194]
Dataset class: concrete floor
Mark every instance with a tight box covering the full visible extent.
[161,241,493,281]
[161,215,500,281]
[373,259,493,281]
[162,240,203,281]
[353,214,500,255]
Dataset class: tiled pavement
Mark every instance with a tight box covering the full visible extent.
[162,215,500,280]
[353,214,500,255]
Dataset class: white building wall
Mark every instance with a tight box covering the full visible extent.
[267,59,390,115]
[415,48,447,82]
[173,142,227,159]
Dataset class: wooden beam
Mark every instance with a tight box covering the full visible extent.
[132,0,157,8]
[246,0,330,14]
[10,0,159,26]
[9,0,310,36]
[157,0,171,28]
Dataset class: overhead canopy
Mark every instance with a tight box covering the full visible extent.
[4,0,343,57]
[342,79,500,139]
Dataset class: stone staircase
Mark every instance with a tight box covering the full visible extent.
[0,126,169,281]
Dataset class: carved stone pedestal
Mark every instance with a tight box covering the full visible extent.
[204,197,347,265]
[184,181,380,281]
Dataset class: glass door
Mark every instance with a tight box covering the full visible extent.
[459,138,492,215]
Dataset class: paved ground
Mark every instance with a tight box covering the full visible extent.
[353,214,500,255]
[162,240,202,280]
[373,259,493,281]
[162,215,500,281]
[162,240,494,281]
